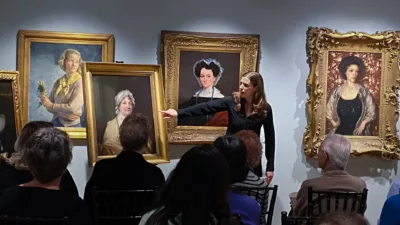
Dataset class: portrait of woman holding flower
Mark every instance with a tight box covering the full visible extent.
[39,49,84,127]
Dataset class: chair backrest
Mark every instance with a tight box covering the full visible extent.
[233,184,278,225]
[231,213,241,225]
[92,187,158,225]
[0,215,69,225]
[307,187,368,217]
[281,211,316,225]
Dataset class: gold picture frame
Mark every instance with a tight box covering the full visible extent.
[162,30,260,144]
[83,62,170,167]
[17,30,115,139]
[0,70,23,152]
[303,27,400,159]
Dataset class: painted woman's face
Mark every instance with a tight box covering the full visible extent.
[199,68,216,90]
[239,77,256,99]
[118,96,133,117]
[64,53,81,74]
[345,64,359,83]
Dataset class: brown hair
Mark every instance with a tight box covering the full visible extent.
[119,112,152,152]
[233,130,262,168]
[233,71,268,119]
[316,212,370,225]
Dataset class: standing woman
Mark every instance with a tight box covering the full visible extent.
[161,71,275,183]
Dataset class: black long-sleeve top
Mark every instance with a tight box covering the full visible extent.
[178,96,276,171]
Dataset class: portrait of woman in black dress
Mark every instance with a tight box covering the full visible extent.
[326,55,376,136]
[162,71,276,183]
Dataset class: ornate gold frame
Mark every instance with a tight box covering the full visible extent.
[303,27,400,159]
[162,30,260,144]
[0,70,23,136]
[83,62,170,167]
[17,30,115,139]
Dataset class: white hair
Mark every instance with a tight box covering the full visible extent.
[114,90,135,114]
[321,134,351,170]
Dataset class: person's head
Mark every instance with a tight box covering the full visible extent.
[58,49,82,74]
[7,121,54,170]
[114,90,135,116]
[338,55,366,84]
[239,71,265,100]
[318,134,351,170]
[23,127,72,184]
[213,136,249,184]
[233,130,262,168]
[316,212,370,225]
[193,58,224,90]
[147,144,231,225]
[119,112,151,153]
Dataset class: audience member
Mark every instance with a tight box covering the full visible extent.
[214,136,261,225]
[0,127,91,225]
[379,193,400,225]
[293,134,366,216]
[233,130,268,224]
[84,113,165,217]
[139,144,232,225]
[0,121,78,196]
[316,212,370,225]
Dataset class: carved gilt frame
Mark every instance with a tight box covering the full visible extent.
[162,30,260,144]
[303,27,400,159]
[83,62,169,167]
[17,30,115,139]
[0,70,23,136]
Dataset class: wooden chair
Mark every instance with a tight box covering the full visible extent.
[307,187,368,217]
[281,211,316,225]
[0,215,68,225]
[233,185,278,225]
[92,187,158,225]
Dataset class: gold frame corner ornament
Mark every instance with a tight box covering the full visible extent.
[303,27,400,159]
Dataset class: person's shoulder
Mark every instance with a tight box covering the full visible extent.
[1,185,20,196]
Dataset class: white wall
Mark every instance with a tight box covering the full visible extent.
[0,0,399,224]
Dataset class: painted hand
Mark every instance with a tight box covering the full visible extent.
[40,95,53,108]
[355,122,366,135]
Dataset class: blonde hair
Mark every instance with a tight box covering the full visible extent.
[233,71,268,120]
[58,49,82,73]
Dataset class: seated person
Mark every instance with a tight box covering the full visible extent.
[0,127,91,225]
[0,121,78,196]
[213,136,261,225]
[233,130,268,224]
[316,212,370,225]
[293,134,366,216]
[139,144,232,225]
[379,193,400,225]
[84,113,165,216]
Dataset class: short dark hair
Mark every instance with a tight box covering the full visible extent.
[213,136,249,184]
[119,112,152,151]
[23,127,72,183]
[316,212,370,225]
[338,55,366,81]
[194,61,220,78]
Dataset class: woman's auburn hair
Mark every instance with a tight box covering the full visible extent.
[232,71,268,120]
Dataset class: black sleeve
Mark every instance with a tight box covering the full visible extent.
[60,170,79,196]
[178,96,232,118]
[264,104,275,172]
[154,168,165,189]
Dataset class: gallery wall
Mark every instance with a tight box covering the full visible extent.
[0,0,399,224]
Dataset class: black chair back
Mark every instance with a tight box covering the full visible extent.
[92,187,157,225]
[0,215,68,225]
[307,187,368,217]
[233,184,278,225]
[231,214,241,225]
[281,211,316,225]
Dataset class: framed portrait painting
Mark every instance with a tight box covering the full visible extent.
[17,30,115,139]
[0,71,23,155]
[83,62,169,166]
[303,27,400,159]
[162,30,260,144]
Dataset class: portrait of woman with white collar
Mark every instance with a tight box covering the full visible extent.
[178,58,228,127]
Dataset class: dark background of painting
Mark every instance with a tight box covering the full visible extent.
[92,75,157,154]
[325,51,382,136]
[178,51,241,105]
[0,81,17,155]
[29,42,103,127]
